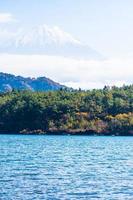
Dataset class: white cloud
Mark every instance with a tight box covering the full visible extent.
[0,54,132,89]
[0,13,16,23]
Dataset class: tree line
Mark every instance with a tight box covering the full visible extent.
[0,85,133,135]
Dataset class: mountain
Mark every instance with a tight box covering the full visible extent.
[0,72,64,92]
[0,25,103,60]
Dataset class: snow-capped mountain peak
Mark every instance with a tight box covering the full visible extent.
[0,24,103,59]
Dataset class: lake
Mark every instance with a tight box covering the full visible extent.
[0,135,133,200]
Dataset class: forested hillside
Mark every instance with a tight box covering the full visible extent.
[0,85,133,135]
[0,72,63,92]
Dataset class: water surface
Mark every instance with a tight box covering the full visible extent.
[0,135,133,200]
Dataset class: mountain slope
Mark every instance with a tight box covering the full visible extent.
[0,72,64,92]
[0,25,103,60]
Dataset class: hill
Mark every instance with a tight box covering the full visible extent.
[0,72,64,92]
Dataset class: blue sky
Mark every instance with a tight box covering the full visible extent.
[0,0,133,89]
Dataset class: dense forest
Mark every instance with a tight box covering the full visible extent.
[0,85,133,135]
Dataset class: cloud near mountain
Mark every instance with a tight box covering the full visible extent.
[0,23,132,89]
[0,54,132,89]
[0,13,15,23]
[0,24,102,59]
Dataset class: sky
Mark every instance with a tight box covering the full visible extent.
[0,0,133,89]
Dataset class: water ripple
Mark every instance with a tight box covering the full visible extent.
[0,135,133,200]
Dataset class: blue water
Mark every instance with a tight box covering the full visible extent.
[0,135,133,200]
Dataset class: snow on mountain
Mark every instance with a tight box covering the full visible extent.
[0,24,103,59]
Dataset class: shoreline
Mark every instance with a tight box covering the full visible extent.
[0,129,133,136]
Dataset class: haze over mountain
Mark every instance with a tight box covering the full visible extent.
[0,0,132,89]
[0,72,64,92]
[0,25,102,60]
